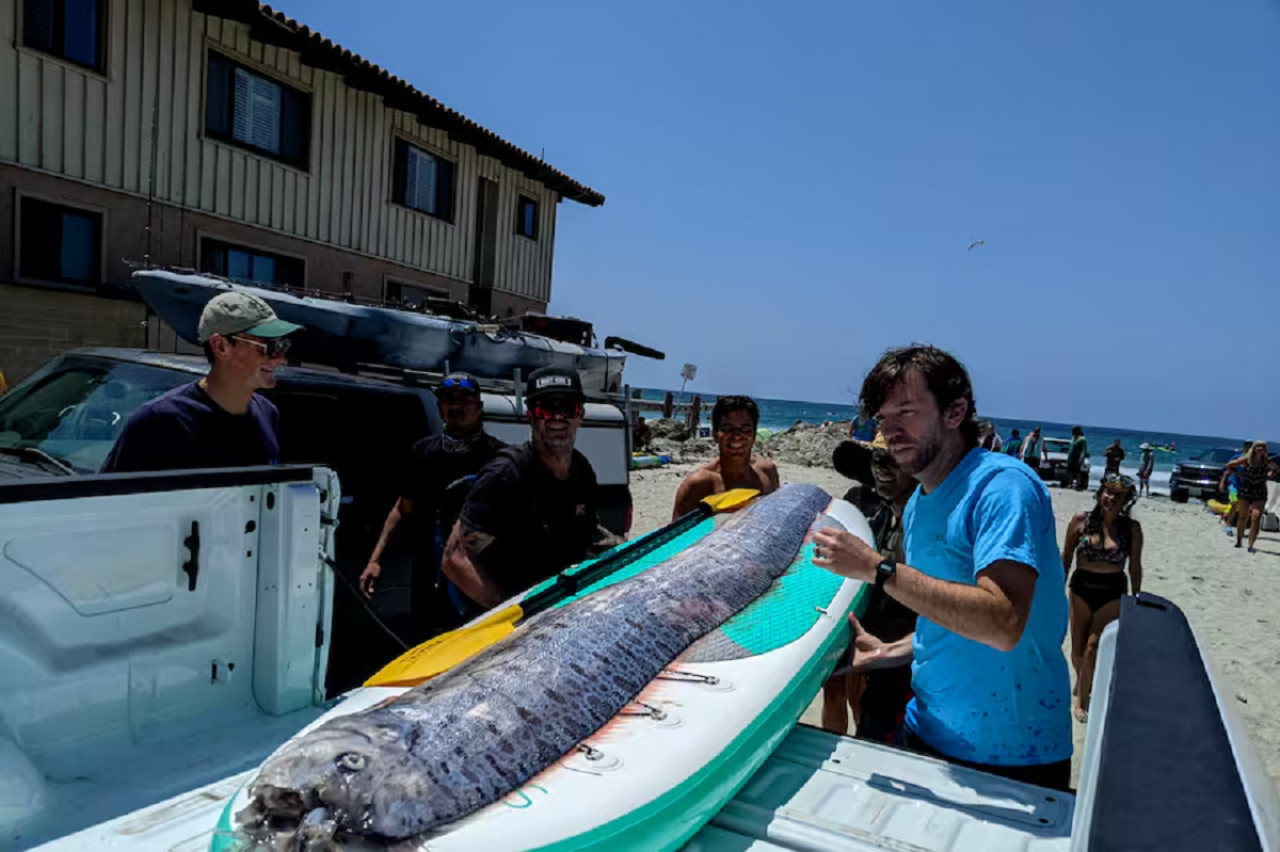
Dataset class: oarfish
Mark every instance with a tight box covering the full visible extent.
[237,483,832,847]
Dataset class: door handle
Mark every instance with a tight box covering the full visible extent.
[183,521,200,591]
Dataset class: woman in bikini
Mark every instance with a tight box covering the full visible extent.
[1062,473,1143,722]
[1220,442,1280,553]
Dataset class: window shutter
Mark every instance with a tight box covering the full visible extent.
[437,156,455,222]
[249,75,282,154]
[23,0,54,51]
[206,53,232,138]
[410,148,437,214]
[231,67,251,144]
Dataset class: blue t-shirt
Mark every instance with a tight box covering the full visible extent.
[902,448,1071,766]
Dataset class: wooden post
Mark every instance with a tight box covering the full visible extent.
[687,395,702,432]
[663,391,674,419]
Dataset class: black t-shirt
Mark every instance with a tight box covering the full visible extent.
[460,442,600,598]
[1104,445,1125,472]
[403,432,508,539]
[100,381,280,473]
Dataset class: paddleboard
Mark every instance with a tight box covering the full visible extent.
[210,497,871,851]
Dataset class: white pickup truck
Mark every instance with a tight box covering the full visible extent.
[2,466,1276,851]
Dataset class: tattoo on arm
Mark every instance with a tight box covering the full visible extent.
[441,520,503,608]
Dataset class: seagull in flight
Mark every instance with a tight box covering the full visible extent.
[967,240,985,251]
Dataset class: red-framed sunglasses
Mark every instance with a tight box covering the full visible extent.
[531,399,583,421]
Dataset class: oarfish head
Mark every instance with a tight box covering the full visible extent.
[239,717,440,844]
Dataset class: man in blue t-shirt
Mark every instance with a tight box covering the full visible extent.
[814,345,1071,791]
[101,291,302,473]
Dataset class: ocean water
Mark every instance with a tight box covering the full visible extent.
[640,389,1255,495]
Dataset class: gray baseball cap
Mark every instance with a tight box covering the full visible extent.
[197,292,303,343]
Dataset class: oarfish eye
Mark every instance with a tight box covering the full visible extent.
[336,752,367,773]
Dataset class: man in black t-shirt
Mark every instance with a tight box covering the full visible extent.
[359,372,505,634]
[101,292,301,473]
[442,367,625,608]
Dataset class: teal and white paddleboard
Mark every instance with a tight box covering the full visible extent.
[211,497,871,851]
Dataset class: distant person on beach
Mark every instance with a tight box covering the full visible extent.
[1220,442,1280,553]
[632,415,652,451]
[671,395,780,519]
[1137,442,1155,497]
[824,431,917,742]
[1005,428,1022,457]
[1104,439,1125,476]
[1020,426,1044,472]
[1062,473,1143,722]
[1066,426,1089,491]
[978,420,1003,452]
[813,345,1071,791]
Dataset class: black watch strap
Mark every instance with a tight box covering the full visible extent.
[875,559,897,590]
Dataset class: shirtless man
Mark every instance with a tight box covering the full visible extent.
[671,395,780,519]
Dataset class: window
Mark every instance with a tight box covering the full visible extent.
[392,139,455,221]
[19,197,103,286]
[23,0,106,72]
[206,51,310,168]
[200,238,304,288]
[515,195,539,240]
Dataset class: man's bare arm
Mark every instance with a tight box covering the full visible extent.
[359,497,414,597]
[812,529,1037,651]
[885,559,1036,651]
[672,470,717,520]
[758,457,782,494]
[440,518,506,609]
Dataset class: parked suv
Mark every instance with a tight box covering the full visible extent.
[1040,436,1089,489]
[1168,447,1239,503]
[0,348,633,692]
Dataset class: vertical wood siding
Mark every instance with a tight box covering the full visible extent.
[0,0,561,300]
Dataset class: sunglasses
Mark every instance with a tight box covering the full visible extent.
[717,425,756,437]
[440,376,479,394]
[1102,473,1136,493]
[531,399,583,421]
[231,335,291,358]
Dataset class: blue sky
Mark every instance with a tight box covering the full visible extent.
[281,0,1280,438]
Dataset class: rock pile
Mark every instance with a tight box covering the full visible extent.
[758,420,853,468]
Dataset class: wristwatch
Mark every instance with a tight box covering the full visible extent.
[875,559,897,590]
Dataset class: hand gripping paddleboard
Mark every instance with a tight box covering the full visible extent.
[210,495,872,851]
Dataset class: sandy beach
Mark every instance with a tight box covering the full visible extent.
[630,459,1280,789]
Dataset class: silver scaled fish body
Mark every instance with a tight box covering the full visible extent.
[237,483,831,847]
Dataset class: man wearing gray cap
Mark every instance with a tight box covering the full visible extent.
[101,291,302,473]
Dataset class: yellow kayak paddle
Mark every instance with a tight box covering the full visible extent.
[364,488,760,688]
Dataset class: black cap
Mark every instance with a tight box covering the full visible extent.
[526,366,584,404]
[438,372,481,398]
[832,440,875,487]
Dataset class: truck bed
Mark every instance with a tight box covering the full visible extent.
[34,723,1072,851]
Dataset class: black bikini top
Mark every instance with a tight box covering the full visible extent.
[1077,525,1128,566]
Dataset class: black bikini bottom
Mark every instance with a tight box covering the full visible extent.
[1069,569,1127,612]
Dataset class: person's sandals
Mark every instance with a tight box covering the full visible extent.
[1248,547,1257,554]
[1236,541,1243,548]
[1073,707,1089,723]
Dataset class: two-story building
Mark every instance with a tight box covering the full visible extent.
[0,0,604,382]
